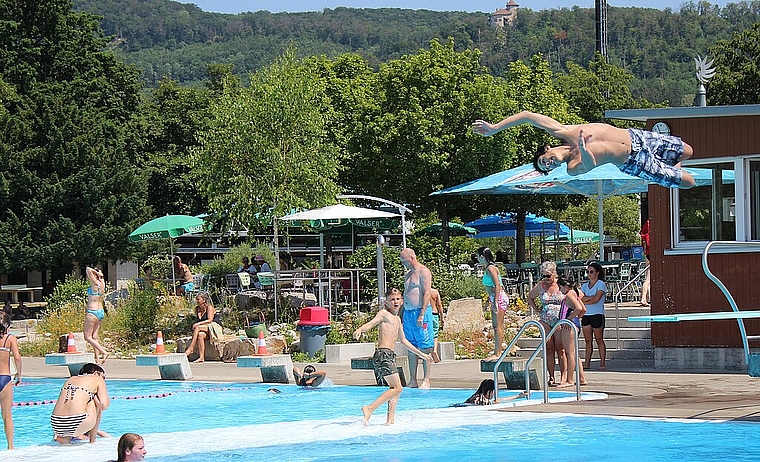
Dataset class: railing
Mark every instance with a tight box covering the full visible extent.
[493,319,581,404]
[702,241,760,365]
[272,268,377,320]
[613,263,649,349]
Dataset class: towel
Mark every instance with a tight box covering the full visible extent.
[208,322,223,346]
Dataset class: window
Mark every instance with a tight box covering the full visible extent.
[676,162,735,242]
[750,160,760,240]
[671,156,760,252]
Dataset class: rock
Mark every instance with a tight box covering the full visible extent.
[266,335,288,355]
[176,334,238,362]
[221,338,257,362]
[443,297,485,334]
[235,291,268,310]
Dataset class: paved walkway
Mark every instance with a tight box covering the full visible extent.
[23,356,760,422]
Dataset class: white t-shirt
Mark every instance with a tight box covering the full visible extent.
[581,280,607,316]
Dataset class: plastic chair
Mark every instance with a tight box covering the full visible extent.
[257,272,275,290]
[225,273,241,293]
[237,272,251,290]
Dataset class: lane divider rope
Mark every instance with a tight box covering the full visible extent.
[13,386,259,407]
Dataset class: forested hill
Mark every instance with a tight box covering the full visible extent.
[72,0,760,106]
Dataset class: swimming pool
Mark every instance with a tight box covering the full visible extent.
[8,379,759,461]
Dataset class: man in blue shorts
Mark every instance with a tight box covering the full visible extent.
[399,248,435,389]
[472,111,695,189]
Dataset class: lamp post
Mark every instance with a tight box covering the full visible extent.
[336,194,412,248]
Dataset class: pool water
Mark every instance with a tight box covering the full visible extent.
[8,379,760,461]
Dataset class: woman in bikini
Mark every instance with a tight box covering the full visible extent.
[51,362,110,444]
[477,247,510,360]
[557,276,587,387]
[527,261,566,386]
[1,312,22,449]
[85,266,110,364]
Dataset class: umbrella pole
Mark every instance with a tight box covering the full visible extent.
[170,238,176,294]
[598,198,605,260]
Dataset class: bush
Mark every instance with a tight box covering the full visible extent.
[326,310,377,345]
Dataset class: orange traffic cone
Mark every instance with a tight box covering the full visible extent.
[154,331,166,354]
[65,332,79,354]
[255,330,270,356]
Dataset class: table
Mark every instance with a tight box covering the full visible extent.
[0,285,43,303]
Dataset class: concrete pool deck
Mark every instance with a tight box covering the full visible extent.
[21,356,760,422]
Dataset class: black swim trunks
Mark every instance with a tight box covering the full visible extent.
[581,313,605,329]
[372,348,397,378]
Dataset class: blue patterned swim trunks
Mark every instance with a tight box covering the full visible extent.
[619,128,685,188]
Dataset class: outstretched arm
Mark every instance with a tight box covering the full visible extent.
[353,311,383,340]
[473,111,569,138]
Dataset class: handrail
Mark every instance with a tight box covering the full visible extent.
[701,241,760,365]
[493,319,581,404]
[613,263,649,349]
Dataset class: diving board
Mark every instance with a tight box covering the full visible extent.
[629,310,760,323]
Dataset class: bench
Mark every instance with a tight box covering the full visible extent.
[135,353,193,380]
[237,354,294,383]
[45,353,96,376]
[480,357,544,390]
[351,354,410,387]
[0,285,43,303]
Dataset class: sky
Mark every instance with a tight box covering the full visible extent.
[183,0,728,14]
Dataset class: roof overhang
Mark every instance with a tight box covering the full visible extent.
[605,104,760,122]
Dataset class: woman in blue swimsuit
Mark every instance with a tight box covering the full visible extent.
[477,247,510,360]
[1,312,22,449]
[85,266,110,364]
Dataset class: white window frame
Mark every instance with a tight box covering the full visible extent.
[667,155,760,256]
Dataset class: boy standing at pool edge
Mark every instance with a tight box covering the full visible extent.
[354,288,433,426]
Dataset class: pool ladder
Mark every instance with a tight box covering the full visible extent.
[493,319,582,404]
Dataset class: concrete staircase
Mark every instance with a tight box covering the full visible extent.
[514,302,654,369]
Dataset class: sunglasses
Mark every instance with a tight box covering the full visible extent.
[542,274,553,279]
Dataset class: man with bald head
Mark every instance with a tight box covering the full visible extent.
[399,248,435,389]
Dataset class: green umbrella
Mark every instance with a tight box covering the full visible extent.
[545,230,600,244]
[128,215,205,242]
[415,222,478,237]
[129,215,205,289]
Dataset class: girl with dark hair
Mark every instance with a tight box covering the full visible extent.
[581,262,608,370]
[0,313,22,449]
[557,277,587,387]
[462,379,528,406]
[476,247,510,360]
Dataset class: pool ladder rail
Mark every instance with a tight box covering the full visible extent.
[493,319,582,404]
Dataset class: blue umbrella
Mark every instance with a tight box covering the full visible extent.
[465,212,569,238]
[434,162,727,249]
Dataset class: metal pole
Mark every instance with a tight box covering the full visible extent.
[376,235,386,305]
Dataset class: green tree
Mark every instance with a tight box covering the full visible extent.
[0,0,148,280]
[556,53,658,124]
[554,195,640,250]
[139,76,213,217]
[193,49,340,269]
[708,22,760,105]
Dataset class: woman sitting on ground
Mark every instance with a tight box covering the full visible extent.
[184,292,223,363]
[293,365,327,387]
[51,362,110,444]
[462,379,528,406]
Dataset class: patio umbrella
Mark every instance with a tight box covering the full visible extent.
[545,230,600,244]
[465,212,569,239]
[129,214,205,288]
[434,162,721,252]
[415,222,478,237]
[281,204,400,268]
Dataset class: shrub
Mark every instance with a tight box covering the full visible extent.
[326,310,377,344]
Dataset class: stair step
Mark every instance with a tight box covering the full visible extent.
[515,348,654,361]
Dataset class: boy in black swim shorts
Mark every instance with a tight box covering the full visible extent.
[353,288,432,426]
